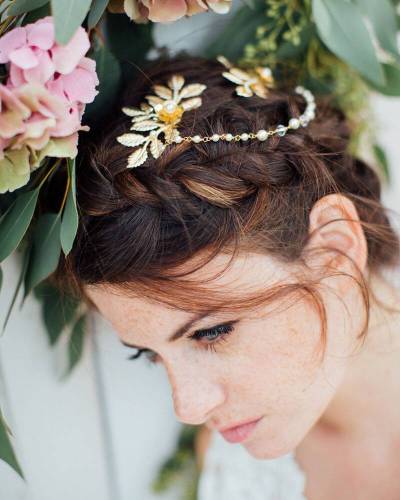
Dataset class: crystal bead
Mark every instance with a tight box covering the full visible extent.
[225,133,233,141]
[240,133,249,141]
[256,129,268,141]
[192,135,201,143]
[288,118,300,129]
[212,134,220,142]
[276,125,287,137]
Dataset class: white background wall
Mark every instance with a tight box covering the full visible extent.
[0,10,399,500]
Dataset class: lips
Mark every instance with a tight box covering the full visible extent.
[219,417,262,444]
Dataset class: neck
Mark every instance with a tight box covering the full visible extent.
[318,269,400,441]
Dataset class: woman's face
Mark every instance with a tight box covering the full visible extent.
[86,249,363,460]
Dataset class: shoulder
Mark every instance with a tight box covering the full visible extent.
[197,430,308,500]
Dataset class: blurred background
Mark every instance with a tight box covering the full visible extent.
[0,6,399,500]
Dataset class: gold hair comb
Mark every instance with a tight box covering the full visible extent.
[117,57,316,168]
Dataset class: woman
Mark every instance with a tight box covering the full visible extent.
[54,57,400,498]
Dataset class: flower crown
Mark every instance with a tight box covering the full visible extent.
[117,56,316,168]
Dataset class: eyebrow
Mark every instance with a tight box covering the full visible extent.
[120,310,215,350]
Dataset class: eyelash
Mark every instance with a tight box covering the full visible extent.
[126,323,236,365]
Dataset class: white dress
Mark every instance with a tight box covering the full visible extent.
[197,431,307,500]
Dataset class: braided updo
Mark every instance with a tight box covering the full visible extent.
[53,56,399,353]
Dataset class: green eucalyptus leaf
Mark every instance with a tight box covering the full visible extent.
[64,314,86,377]
[104,11,153,67]
[51,0,92,45]
[60,159,78,256]
[367,63,400,95]
[2,247,30,333]
[355,0,400,60]
[373,144,390,182]
[85,42,122,121]
[88,0,109,29]
[24,213,61,299]
[0,188,40,263]
[205,0,265,60]
[312,0,385,86]
[7,0,49,16]
[0,409,24,479]
[21,3,51,24]
[34,282,80,345]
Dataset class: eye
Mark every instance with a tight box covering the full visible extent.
[126,348,159,365]
[188,322,236,354]
[126,322,237,364]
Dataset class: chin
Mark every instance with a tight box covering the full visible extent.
[243,426,306,460]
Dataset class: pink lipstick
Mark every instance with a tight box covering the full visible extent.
[219,417,262,444]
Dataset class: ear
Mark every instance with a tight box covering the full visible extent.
[305,193,368,280]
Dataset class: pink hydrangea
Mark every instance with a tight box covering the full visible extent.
[108,0,232,23]
[0,17,99,192]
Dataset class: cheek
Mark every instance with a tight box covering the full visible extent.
[226,302,350,457]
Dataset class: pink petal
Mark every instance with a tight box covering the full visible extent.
[146,0,188,22]
[26,21,55,50]
[79,57,99,85]
[46,77,67,102]
[9,64,26,87]
[61,67,99,104]
[0,84,30,115]
[24,50,55,84]
[0,27,27,63]
[51,105,81,136]
[51,26,90,74]
[187,0,207,15]
[9,47,38,69]
[23,112,56,139]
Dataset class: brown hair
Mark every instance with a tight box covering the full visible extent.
[53,56,400,359]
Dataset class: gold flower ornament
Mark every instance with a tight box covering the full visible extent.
[117,75,206,168]
[217,55,274,98]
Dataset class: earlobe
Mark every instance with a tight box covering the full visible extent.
[306,193,368,276]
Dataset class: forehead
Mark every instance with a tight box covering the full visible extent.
[85,251,294,336]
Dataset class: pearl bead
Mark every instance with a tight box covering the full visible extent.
[212,134,220,142]
[192,135,201,143]
[303,90,312,100]
[305,110,315,120]
[225,133,233,141]
[154,104,163,112]
[295,85,304,93]
[299,116,309,127]
[256,129,268,141]
[289,118,300,129]
[240,133,249,141]
[175,136,183,143]
[276,125,287,137]
[164,100,177,113]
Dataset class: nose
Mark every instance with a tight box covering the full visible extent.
[166,362,226,426]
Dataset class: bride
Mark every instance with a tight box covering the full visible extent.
[54,56,400,499]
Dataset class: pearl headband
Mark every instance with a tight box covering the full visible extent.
[116,56,316,168]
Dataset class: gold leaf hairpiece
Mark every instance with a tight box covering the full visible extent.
[117,75,206,168]
[117,56,316,168]
[217,55,274,98]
